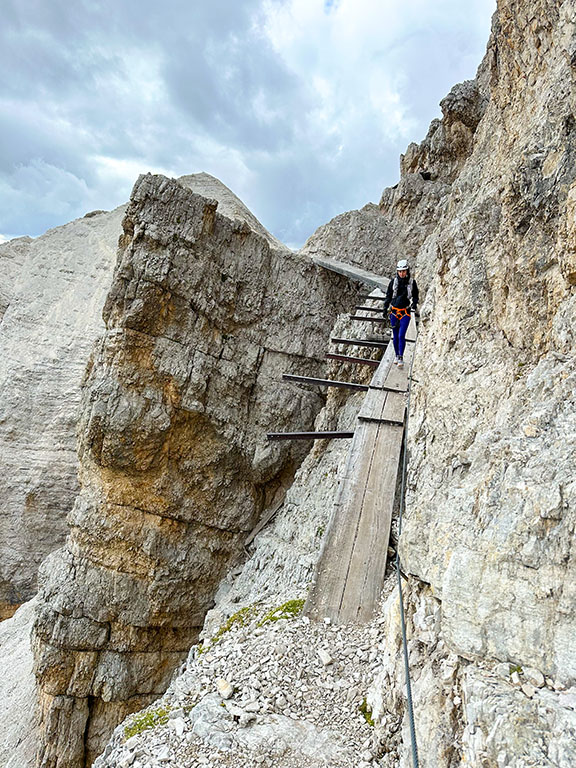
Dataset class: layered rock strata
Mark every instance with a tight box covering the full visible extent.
[32,173,359,767]
[384,0,576,764]
[0,207,125,617]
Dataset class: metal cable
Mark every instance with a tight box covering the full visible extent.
[395,329,419,768]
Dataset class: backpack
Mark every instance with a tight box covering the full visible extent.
[392,277,413,303]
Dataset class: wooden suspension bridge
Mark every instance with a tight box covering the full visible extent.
[267,257,417,624]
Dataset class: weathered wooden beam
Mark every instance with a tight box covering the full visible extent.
[310,256,386,288]
[350,315,389,323]
[282,374,369,391]
[326,353,380,367]
[331,337,389,349]
[267,431,354,440]
[358,293,386,301]
[245,489,287,546]
[357,415,405,426]
[356,306,386,313]
[304,311,417,625]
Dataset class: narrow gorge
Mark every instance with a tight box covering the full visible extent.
[0,1,575,767]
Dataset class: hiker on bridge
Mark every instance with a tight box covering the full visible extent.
[382,259,419,369]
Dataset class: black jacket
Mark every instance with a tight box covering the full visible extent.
[383,274,419,312]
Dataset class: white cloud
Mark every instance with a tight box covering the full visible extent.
[260,0,494,146]
[92,155,177,192]
[0,0,496,245]
[0,160,93,232]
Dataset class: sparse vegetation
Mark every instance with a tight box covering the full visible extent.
[359,697,374,727]
[258,599,305,626]
[197,604,261,656]
[124,705,171,740]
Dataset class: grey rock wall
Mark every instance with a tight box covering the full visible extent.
[0,207,125,616]
[373,1,576,765]
[32,173,359,767]
[404,0,576,684]
[0,599,38,768]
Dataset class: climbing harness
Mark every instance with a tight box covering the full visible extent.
[395,338,420,768]
[390,305,410,320]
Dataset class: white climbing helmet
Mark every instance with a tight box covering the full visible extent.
[396,259,409,271]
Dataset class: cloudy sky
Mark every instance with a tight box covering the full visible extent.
[1,0,496,246]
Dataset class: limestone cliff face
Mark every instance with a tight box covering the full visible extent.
[0,600,38,767]
[406,0,576,668]
[376,1,576,765]
[216,1,575,764]
[299,203,393,273]
[177,3,576,763]
[32,173,357,767]
[0,208,124,617]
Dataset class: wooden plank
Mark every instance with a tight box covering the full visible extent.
[282,374,368,391]
[358,387,386,421]
[245,485,288,546]
[326,353,380,367]
[305,422,380,621]
[305,317,417,625]
[381,391,406,423]
[369,342,396,389]
[359,389,405,424]
[358,351,398,421]
[267,431,354,440]
[310,255,386,289]
[338,423,404,623]
[356,305,386,313]
[331,337,388,349]
[380,342,414,391]
[365,319,414,418]
[358,346,407,424]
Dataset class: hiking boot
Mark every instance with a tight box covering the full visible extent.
[394,355,400,365]
[397,356,404,369]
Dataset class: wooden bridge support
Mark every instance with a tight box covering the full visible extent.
[304,319,416,624]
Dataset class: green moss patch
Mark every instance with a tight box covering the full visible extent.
[197,605,261,656]
[258,599,305,626]
[359,698,374,727]
[124,705,171,740]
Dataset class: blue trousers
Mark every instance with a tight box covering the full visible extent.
[390,312,411,357]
